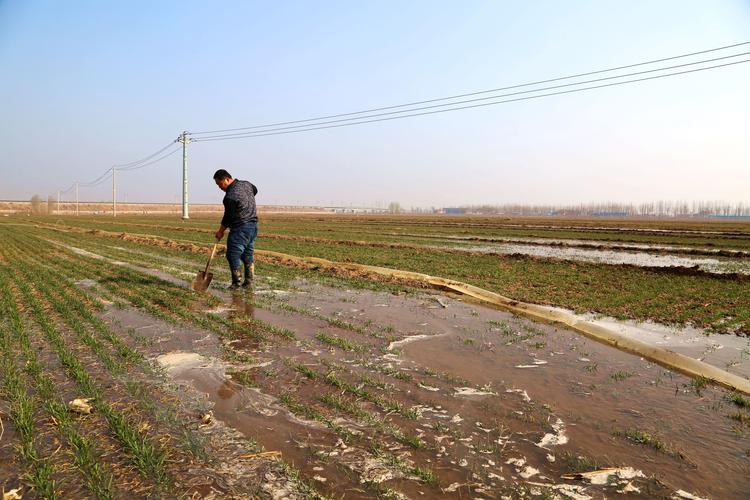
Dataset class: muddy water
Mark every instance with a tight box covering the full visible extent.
[64,239,749,498]
[48,237,750,498]
[445,243,750,275]
[548,308,750,379]
[282,282,750,499]
[368,230,750,257]
[102,307,373,499]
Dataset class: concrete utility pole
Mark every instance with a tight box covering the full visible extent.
[75,182,79,216]
[177,131,192,220]
[112,167,117,217]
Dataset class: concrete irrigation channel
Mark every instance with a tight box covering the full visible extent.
[1,218,749,499]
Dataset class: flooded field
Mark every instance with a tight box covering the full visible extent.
[1,215,749,499]
[445,242,750,275]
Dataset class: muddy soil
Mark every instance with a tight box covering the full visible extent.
[27,230,750,498]
[0,407,23,495]
[281,282,750,497]
[86,266,750,499]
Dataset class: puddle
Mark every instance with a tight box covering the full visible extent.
[387,334,443,351]
[54,234,749,498]
[386,230,750,257]
[280,283,750,498]
[398,317,748,498]
[102,307,378,499]
[453,387,497,397]
[548,307,750,379]
[451,243,750,274]
[277,281,750,498]
[156,351,215,374]
[74,278,98,288]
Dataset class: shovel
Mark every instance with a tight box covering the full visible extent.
[192,239,219,292]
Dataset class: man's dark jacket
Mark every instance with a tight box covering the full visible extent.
[221,179,258,228]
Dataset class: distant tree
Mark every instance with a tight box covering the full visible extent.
[388,202,402,214]
[47,195,55,215]
[30,194,45,215]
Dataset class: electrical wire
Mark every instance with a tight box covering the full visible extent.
[78,168,113,187]
[192,51,749,141]
[74,144,179,194]
[192,57,750,143]
[60,42,750,194]
[84,171,113,188]
[118,146,181,171]
[190,41,750,136]
[114,141,177,168]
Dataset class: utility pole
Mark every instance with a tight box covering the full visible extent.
[177,131,192,220]
[57,190,60,215]
[75,182,79,216]
[112,167,117,217]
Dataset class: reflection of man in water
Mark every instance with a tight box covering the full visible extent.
[231,292,255,319]
[213,169,259,290]
[217,379,238,400]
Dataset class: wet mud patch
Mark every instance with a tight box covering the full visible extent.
[455,242,750,275]
[49,234,750,497]
[400,316,749,498]
[372,230,750,258]
[99,302,397,498]
[0,407,24,496]
[563,311,750,379]
[268,280,750,498]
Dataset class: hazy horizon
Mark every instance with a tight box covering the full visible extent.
[2,1,749,208]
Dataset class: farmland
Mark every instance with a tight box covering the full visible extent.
[1,213,749,499]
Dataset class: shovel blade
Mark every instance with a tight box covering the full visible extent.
[192,271,214,292]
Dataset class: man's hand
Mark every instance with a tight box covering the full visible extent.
[215,227,226,241]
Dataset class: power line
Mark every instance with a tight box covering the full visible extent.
[76,145,180,195]
[55,41,750,217]
[114,141,177,168]
[84,171,113,188]
[118,146,181,171]
[192,51,749,141]
[192,57,750,143]
[190,41,750,136]
[79,168,113,187]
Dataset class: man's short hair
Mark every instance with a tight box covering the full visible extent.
[213,169,232,180]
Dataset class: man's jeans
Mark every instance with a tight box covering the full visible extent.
[226,222,258,270]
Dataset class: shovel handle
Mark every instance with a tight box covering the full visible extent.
[204,240,219,274]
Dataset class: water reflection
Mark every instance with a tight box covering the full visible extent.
[217,379,238,400]
[230,289,255,319]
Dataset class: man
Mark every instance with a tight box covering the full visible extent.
[213,169,258,289]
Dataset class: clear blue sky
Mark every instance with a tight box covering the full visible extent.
[1,0,749,208]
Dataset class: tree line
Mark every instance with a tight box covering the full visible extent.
[450,200,749,217]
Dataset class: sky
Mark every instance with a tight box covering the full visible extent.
[1,0,749,208]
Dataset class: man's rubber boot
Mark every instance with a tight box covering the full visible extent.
[242,262,255,288]
[229,268,242,290]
